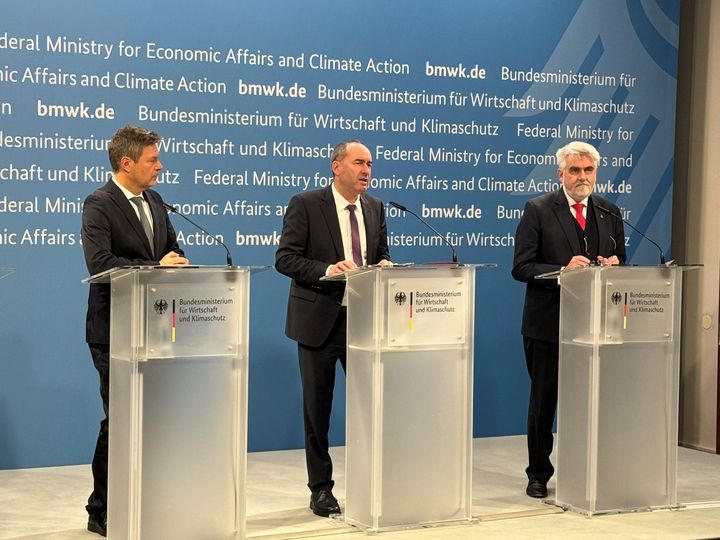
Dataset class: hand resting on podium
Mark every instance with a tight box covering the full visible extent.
[563,253,620,271]
[327,258,391,275]
[159,250,189,266]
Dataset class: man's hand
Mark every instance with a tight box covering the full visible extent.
[564,255,591,270]
[160,251,189,266]
[328,259,358,275]
[597,255,620,266]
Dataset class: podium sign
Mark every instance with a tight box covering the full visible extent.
[113,277,242,358]
[387,276,467,346]
[343,264,479,532]
[87,266,251,540]
[555,265,693,515]
[603,280,674,342]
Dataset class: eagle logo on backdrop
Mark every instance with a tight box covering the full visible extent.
[611,292,623,305]
[154,299,168,314]
[394,292,407,306]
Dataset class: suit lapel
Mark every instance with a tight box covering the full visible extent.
[551,190,583,255]
[319,187,345,261]
[360,194,376,264]
[105,181,155,258]
[590,195,613,255]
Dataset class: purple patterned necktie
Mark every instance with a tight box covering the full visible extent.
[347,204,363,267]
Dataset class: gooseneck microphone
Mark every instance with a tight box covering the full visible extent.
[162,202,234,266]
[388,201,458,263]
[595,204,665,265]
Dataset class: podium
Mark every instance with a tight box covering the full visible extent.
[85,266,255,540]
[554,265,695,515]
[337,264,486,532]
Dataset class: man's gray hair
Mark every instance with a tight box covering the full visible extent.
[555,141,600,170]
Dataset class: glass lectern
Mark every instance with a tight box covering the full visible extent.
[85,266,259,540]
[327,263,491,532]
[553,265,697,515]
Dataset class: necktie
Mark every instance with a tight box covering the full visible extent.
[131,196,154,257]
[572,203,586,230]
[347,204,363,267]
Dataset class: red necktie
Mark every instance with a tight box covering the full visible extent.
[572,203,586,230]
[347,204,363,267]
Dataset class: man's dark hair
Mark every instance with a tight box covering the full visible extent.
[330,140,364,175]
[108,124,161,172]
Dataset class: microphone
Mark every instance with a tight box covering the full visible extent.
[162,202,233,266]
[388,201,458,263]
[595,203,665,265]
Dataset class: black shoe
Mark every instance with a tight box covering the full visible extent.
[310,487,341,517]
[87,512,107,537]
[526,479,548,498]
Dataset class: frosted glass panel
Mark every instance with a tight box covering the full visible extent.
[137,357,237,539]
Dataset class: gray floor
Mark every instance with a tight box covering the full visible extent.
[1,436,719,539]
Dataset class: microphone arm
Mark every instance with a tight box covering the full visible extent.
[388,201,458,263]
[595,204,665,265]
[163,202,234,266]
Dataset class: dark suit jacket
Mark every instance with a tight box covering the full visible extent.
[512,189,626,342]
[82,180,182,344]
[275,186,390,347]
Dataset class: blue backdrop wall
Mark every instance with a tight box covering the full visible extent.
[0,0,679,468]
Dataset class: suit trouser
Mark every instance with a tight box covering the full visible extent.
[298,310,347,493]
[523,336,559,484]
[87,343,110,517]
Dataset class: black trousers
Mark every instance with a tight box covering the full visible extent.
[298,311,347,493]
[87,343,109,517]
[523,336,559,484]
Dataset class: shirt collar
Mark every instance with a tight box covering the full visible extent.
[113,176,143,202]
[562,186,590,209]
[331,183,362,213]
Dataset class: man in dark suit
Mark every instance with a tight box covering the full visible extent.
[81,124,189,536]
[276,140,391,517]
[512,141,626,499]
